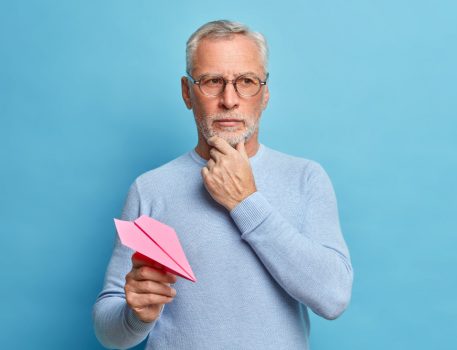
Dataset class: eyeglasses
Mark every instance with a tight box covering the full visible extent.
[186,72,269,97]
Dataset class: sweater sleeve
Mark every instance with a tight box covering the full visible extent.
[229,161,353,320]
[92,180,162,349]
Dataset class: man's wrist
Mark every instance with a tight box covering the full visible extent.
[227,189,257,211]
[229,191,273,235]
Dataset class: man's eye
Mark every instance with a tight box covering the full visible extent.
[203,77,223,86]
[238,77,258,86]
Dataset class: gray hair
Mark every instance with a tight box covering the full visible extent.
[186,20,269,75]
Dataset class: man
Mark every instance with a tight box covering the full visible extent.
[93,20,353,349]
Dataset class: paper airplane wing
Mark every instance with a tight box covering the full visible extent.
[114,216,196,282]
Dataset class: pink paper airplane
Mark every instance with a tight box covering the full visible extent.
[114,215,197,282]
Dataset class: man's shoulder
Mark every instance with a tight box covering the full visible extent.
[262,144,323,175]
[262,145,334,190]
[133,151,193,188]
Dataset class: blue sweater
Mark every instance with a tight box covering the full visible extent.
[93,143,353,349]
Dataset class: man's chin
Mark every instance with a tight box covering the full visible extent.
[210,131,247,147]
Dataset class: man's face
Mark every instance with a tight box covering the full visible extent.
[182,35,269,147]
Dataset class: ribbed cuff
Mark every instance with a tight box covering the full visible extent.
[125,305,159,334]
[229,191,273,236]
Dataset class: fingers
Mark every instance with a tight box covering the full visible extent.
[236,141,249,161]
[126,254,179,323]
[201,166,209,179]
[130,254,178,284]
[132,252,162,269]
[202,158,215,179]
[207,158,216,170]
[126,279,177,298]
[127,292,175,310]
[128,265,177,284]
[209,147,223,163]
[131,253,177,283]
[208,136,247,163]
[207,136,234,155]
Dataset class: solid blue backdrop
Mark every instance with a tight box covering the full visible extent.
[1,1,456,349]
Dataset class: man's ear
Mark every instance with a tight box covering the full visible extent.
[261,85,270,110]
[181,76,193,110]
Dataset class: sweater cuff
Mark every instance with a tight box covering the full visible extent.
[125,305,159,334]
[229,191,273,236]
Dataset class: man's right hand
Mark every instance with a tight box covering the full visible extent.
[124,253,178,323]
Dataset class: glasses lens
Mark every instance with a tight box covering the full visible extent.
[235,75,261,96]
[200,75,225,96]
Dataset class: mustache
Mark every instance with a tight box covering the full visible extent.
[205,113,246,121]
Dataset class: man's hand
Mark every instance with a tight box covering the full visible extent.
[124,253,177,323]
[201,136,257,211]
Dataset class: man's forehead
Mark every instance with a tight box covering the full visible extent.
[192,35,264,75]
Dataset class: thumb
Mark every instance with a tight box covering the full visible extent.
[236,141,249,161]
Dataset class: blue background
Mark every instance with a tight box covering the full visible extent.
[1,1,456,349]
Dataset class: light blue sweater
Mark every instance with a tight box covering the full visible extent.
[93,143,353,349]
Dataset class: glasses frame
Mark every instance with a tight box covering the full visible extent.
[186,72,269,97]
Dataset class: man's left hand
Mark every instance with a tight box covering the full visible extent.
[201,136,257,211]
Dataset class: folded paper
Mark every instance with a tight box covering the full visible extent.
[114,215,197,282]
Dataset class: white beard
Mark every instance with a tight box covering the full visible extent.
[196,112,260,147]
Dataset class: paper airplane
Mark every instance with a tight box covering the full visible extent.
[114,215,197,282]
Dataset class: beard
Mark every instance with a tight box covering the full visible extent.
[195,112,260,147]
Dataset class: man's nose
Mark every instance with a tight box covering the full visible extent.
[219,82,240,110]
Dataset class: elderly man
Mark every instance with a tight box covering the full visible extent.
[93,20,353,349]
